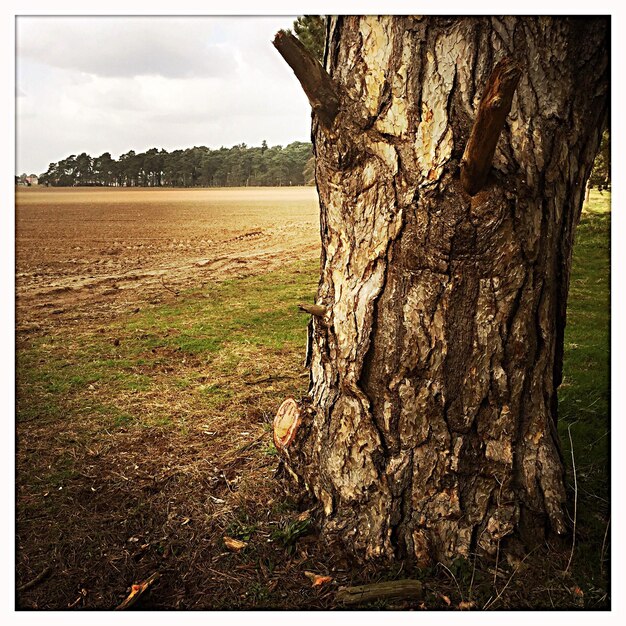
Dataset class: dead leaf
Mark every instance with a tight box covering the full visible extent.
[440,593,451,606]
[223,536,247,552]
[304,571,332,587]
[458,600,475,610]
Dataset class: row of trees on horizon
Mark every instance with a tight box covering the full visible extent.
[27,128,611,191]
[37,141,315,188]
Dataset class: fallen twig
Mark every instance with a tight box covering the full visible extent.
[160,275,179,296]
[17,565,53,592]
[115,572,160,610]
[565,420,579,574]
[600,516,610,575]
[483,547,538,610]
[67,595,83,609]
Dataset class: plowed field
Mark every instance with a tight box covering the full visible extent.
[16,186,320,333]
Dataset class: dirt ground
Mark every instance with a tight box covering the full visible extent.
[16,186,321,334]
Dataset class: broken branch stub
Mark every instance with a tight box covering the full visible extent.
[460,57,522,195]
[273,398,303,449]
[298,302,327,318]
[273,30,340,129]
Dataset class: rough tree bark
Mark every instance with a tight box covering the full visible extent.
[273,16,608,565]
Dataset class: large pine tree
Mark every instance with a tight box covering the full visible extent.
[273,16,609,565]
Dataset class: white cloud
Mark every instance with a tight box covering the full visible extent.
[17,17,236,79]
[15,15,313,173]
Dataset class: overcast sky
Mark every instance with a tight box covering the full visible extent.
[15,16,312,175]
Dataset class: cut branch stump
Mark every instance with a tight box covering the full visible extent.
[273,398,303,449]
[298,302,327,318]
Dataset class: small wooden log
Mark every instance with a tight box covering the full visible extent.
[273,398,302,449]
[115,572,160,610]
[298,302,327,317]
[336,579,424,605]
[460,57,522,196]
[273,30,340,129]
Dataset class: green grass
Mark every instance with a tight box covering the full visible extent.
[16,259,318,433]
[582,188,611,215]
[123,266,315,357]
[558,189,610,587]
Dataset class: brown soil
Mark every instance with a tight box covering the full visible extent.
[16,186,320,334]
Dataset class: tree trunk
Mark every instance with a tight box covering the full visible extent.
[274,16,608,565]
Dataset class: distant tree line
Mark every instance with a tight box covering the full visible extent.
[588,129,610,191]
[38,141,315,188]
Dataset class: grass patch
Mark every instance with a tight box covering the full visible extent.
[122,262,315,360]
[558,190,610,590]
[583,187,611,214]
[16,258,318,433]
